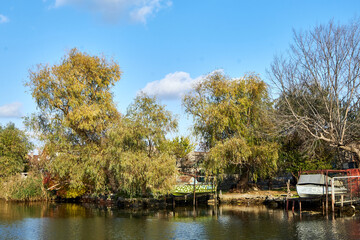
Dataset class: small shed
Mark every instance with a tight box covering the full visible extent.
[176,175,198,185]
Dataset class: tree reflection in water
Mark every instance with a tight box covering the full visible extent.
[0,201,358,239]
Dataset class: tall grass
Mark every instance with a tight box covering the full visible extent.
[0,173,50,201]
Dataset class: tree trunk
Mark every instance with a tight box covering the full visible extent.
[340,143,360,164]
[237,166,249,192]
[267,178,272,190]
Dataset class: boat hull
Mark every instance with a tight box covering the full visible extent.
[296,184,347,198]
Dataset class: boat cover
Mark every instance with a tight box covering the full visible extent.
[297,174,330,185]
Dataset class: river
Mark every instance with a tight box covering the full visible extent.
[0,201,359,240]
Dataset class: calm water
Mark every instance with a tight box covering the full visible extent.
[0,201,360,240]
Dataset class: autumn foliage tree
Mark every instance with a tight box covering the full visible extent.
[26,48,121,197]
[167,136,195,160]
[183,72,279,184]
[106,93,178,197]
[0,123,33,178]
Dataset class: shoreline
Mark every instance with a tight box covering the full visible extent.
[0,189,294,209]
[219,190,293,206]
[77,189,294,209]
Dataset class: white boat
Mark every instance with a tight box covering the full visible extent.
[296,174,347,198]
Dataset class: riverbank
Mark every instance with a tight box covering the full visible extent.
[78,189,297,209]
[0,183,297,210]
[80,195,170,209]
[219,190,297,206]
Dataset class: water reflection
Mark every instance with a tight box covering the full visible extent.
[0,201,359,239]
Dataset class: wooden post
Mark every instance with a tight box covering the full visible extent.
[325,172,329,213]
[214,175,218,218]
[322,200,325,215]
[286,199,289,211]
[350,178,353,204]
[173,196,175,209]
[287,180,291,198]
[299,201,302,213]
[286,179,291,212]
[214,176,218,208]
[292,200,295,214]
[193,175,196,207]
[341,195,344,208]
[331,179,335,212]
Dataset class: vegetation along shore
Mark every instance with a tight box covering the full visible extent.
[1,19,360,206]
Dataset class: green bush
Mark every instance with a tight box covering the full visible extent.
[0,173,50,201]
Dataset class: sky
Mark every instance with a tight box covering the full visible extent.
[1,0,360,142]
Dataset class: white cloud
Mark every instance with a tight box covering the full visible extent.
[129,0,161,23]
[52,0,171,23]
[0,14,9,24]
[0,102,22,118]
[140,70,223,100]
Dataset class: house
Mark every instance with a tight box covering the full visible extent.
[176,151,206,174]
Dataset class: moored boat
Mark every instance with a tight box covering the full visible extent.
[296,174,347,198]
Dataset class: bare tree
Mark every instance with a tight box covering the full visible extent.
[270,19,360,162]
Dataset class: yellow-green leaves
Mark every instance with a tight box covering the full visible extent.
[167,136,195,160]
[25,49,121,197]
[184,72,271,148]
[0,123,33,178]
[105,95,179,197]
[108,151,176,197]
[26,48,121,144]
[183,71,279,179]
[126,93,178,157]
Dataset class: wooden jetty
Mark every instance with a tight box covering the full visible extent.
[172,173,216,208]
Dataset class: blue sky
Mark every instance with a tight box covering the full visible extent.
[1,0,360,141]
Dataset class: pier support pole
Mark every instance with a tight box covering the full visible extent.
[193,176,196,207]
[286,199,289,211]
[331,179,335,213]
[286,180,291,198]
[325,173,329,213]
[341,195,344,209]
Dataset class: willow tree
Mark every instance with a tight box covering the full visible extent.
[270,19,360,163]
[26,48,121,196]
[183,72,278,184]
[0,123,33,178]
[167,136,195,160]
[105,93,178,197]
